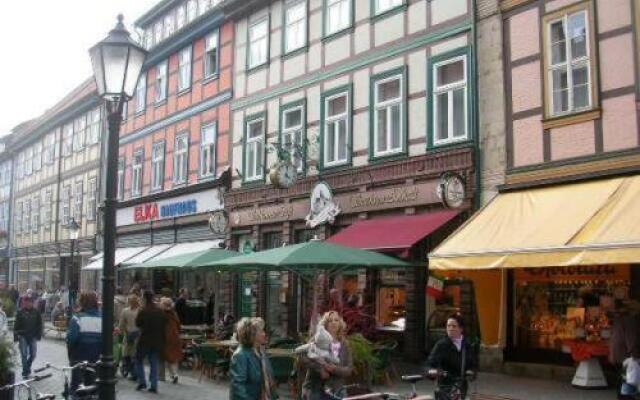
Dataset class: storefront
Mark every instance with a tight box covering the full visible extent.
[429,175,640,372]
[226,148,475,356]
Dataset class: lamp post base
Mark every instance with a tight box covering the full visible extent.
[97,356,117,400]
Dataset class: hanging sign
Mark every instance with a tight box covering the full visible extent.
[427,275,444,299]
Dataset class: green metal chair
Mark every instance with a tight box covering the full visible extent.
[197,345,230,382]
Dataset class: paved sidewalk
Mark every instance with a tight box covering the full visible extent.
[15,336,618,400]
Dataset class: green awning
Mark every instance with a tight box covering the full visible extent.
[122,249,239,270]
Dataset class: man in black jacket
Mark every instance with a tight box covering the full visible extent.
[14,296,43,378]
[135,291,166,393]
[425,313,476,400]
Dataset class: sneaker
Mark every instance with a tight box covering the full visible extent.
[172,375,178,384]
[136,384,147,391]
[148,388,158,394]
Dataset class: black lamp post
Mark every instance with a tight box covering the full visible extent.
[67,217,80,309]
[89,14,147,400]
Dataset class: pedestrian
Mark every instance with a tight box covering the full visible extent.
[118,294,140,381]
[229,317,278,400]
[13,295,43,378]
[67,291,102,396]
[622,343,640,398]
[0,301,8,337]
[135,291,166,393]
[51,302,66,324]
[175,288,188,324]
[8,284,19,308]
[160,297,182,384]
[610,300,640,399]
[301,311,353,400]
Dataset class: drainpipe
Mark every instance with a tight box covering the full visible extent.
[472,0,482,211]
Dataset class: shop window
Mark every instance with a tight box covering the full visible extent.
[377,269,406,330]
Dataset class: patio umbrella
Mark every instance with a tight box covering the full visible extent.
[198,239,411,274]
[122,248,239,270]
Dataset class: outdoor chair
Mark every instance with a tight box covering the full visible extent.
[197,344,230,382]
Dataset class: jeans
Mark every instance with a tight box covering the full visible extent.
[135,349,159,390]
[18,337,37,377]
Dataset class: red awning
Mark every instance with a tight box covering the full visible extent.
[327,210,460,257]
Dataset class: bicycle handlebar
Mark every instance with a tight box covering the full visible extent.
[0,374,53,390]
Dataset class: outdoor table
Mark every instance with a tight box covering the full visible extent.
[563,339,609,388]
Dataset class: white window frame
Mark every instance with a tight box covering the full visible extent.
[173,135,189,185]
[284,0,307,54]
[16,153,24,179]
[248,18,269,70]
[87,178,97,221]
[281,106,305,172]
[546,10,592,117]
[151,142,165,191]
[323,91,350,167]
[432,55,469,146]
[187,0,198,23]
[325,0,351,36]
[373,73,404,157]
[144,29,153,50]
[31,195,39,233]
[374,0,403,15]
[117,158,125,201]
[154,21,164,45]
[136,74,147,113]
[204,31,219,78]
[176,5,187,30]
[155,61,168,103]
[244,117,265,181]
[43,133,55,165]
[199,0,210,15]
[164,12,175,38]
[33,142,42,172]
[200,123,217,178]
[74,181,83,222]
[25,147,33,176]
[73,115,86,152]
[178,46,192,91]
[43,189,52,228]
[132,150,144,197]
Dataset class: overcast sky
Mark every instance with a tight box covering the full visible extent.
[0,0,160,136]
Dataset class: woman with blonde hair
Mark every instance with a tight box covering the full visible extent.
[229,317,277,400]
[160,297,182,384]
[118,294,140,380]
[302,311,353,400]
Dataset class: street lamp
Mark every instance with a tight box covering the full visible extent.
[67,217,80,309]
[89,14,147,400]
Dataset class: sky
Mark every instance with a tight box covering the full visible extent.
[0,0,161,136]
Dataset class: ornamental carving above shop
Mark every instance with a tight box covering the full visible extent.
[305,182,341,228]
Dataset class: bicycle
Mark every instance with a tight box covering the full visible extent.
[0,373,55,400]
[35,361,99,400]
[427,369,475,400]
[325,376,434,400]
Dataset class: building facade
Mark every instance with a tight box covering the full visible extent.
[0,134,15,284]
[222,0,479,356]
[10,79,105,293]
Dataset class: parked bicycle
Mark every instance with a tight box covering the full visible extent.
[326,376,434,400]
[428,369,475,400]
[0,373,55,400]
[35,361,99,400]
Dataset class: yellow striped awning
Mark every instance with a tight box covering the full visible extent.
[429,175,640,270]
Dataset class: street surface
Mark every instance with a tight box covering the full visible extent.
[11,333,618,400]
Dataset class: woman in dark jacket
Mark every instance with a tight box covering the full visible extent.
[425,314,476,399]
[229,317,277,400]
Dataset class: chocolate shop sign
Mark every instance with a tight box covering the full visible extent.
[515,265,629,282]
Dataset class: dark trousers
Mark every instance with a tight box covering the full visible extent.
[18,337,37,377]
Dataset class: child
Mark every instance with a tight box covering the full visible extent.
[622,346,640,397]
[295,324,339,365]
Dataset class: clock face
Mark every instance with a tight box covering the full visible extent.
[444,176,465,208]
[277,163,297,188]
[209,211,227,234]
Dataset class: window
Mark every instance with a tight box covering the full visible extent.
[326,0,351,36]
[15,202,22,234]
[25,147,33,176]
[179,46,192,91]
[88,108,101,144]
[432,56,468,145]
[204,31,219,78]
[87,178,97,221]
[374,0,403,15]
[248,19,269,69]
[200,123,217,178]
[16,153,23,179]
[244,116,265,181]
[62,186,71,226]
[32,195,39,233]
[187,0,198,23]
[132,150,143,197]
[117,158,125,201]
[73,115,86,151]
[281,105,305,171]
[144,29,153,49]
[155,61,168,103]
[151,142,165,190]
[23,199,30,232]
[164,13,175,38]
[43,189,52,227]
[177,5,187,30]
[43,133,55,165]
[136,74,146,113]
[74,181,83,222]
[373,72,404,156]
[63,123,73,156]
[322,90,350,167]
[284,1,307,54]
[33,142,42,172]
[199,0,210,15]
[154,21,164,45]
[0,203,7,232]
[174,135,189,184]
[546,10,592,116]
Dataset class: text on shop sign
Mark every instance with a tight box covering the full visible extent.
[134,199,198,223]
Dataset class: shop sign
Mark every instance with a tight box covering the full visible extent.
[344,181,439,213]
[305,182,341,228]
[117,188,224,226]
[427,275,444,299]
[230,202,308,227]
[515,265,630,283]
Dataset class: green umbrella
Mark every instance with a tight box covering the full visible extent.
[122,249,239,270]
[199,240,411,274]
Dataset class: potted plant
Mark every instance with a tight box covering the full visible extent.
[0,336,15,400]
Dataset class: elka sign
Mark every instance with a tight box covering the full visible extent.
[133,199,198,223]
[134,203,159,223]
